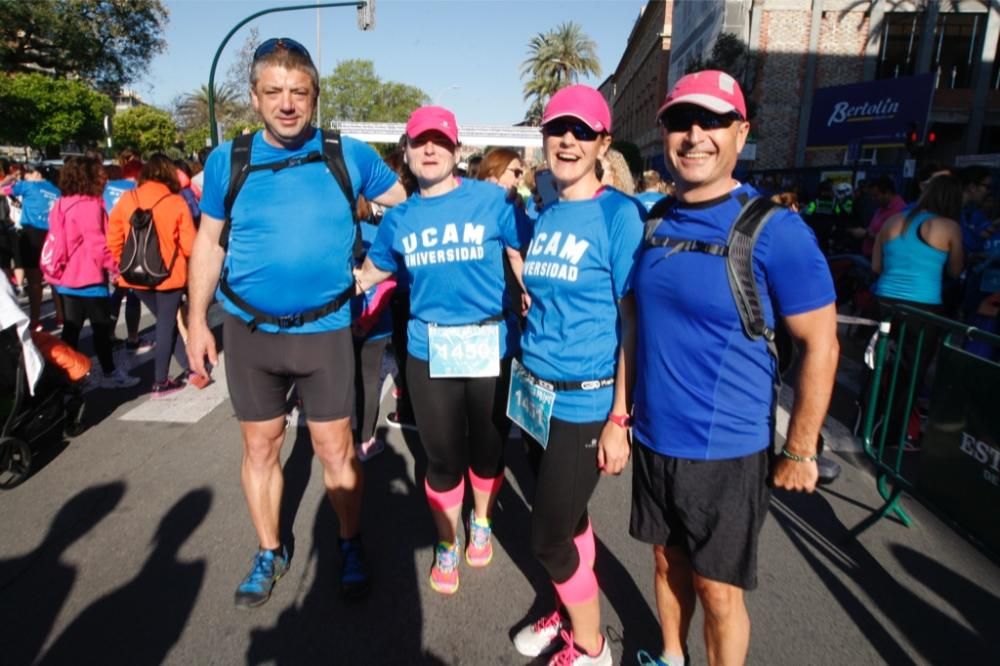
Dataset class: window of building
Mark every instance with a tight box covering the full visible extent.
[931,13,984,89]
[877,13,922,79]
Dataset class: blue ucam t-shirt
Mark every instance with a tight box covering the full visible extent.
[367,178,529,361]
[520,188,645,423]
[352,222,393,342]
[633,184,836,460]
[103,179,136,213]
[200,129,398,333]
[12,180,60,230]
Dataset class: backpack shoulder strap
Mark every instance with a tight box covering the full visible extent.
[642,195,675,244]
[220,133,255,250]
[725,195,783,346]
[319,129,362,259]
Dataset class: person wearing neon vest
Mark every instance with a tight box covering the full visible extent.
[631,71,838,666]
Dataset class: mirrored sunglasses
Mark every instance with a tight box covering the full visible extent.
[541,120,600,142]
[253,37,311,62]
[658,106,743,133]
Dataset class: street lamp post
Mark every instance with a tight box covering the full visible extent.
[207,1,374,147]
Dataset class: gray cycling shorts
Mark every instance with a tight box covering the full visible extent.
[222,314,354,422]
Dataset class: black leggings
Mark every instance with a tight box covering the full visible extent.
[60,294,115,374]
[134,289,188,383]
[406,354,511,491]
[354,336,388,441]
[109,287,141,338]
[526,417,603,583]
[390,290,412,417]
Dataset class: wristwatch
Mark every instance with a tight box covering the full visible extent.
[608,413,632,429]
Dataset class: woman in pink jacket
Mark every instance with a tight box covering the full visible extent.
[46,156,138,389]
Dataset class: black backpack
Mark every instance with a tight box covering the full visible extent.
[119,192,175,288]
[218,129,359,330]
[644,194,795,378]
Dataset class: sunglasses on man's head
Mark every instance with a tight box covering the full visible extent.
[541,120,600,142]
[253,37,311,62]
[658,106,743,133]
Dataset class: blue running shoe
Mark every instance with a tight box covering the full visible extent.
[339,537,371,600]
[235,546,289,609]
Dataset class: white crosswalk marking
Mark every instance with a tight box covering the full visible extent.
[118,354,229,423]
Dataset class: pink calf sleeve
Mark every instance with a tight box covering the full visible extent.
[424,477,465,513]
[573,520,595,569]
[553,560,599,606]
[468,468,504,495]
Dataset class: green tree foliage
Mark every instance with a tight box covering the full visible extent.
[319,59,429,123]
[0,73,112,155]
[221,27,260,129]
[112,105,177,154]
[684,33,757,119]
[520,22,601,125]
[173,84,241,133]
[0,0,169,94]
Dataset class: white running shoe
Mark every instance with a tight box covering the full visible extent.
[547,631,612,665]
[513,609,564,657]
[101,367,140,389]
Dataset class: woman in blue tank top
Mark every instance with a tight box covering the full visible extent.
[871,173,964,446]
[873,174,964,306]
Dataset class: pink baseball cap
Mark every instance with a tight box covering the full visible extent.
[542,85,611,133]
[406,105,460,144]
[656,70,747,120]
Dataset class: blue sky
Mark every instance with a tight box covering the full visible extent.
[141,0,648,125]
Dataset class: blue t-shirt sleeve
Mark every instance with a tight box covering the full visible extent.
[367,210,400,273]
[496,196,527,250]
[764,211,836,316]
[608,200,645,299]
[343,136,398,202]
[199,143,231,220]
[11,181,24,197]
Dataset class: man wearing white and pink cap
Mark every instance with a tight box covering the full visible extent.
[629,71,839,665]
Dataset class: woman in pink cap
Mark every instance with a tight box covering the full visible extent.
[511,84,643,666]
[355,105,530,596]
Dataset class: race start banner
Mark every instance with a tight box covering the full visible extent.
[806,73,935,149]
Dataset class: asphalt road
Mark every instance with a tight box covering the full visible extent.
[2,302,998,665]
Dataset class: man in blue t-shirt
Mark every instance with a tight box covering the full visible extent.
[630,71,839,666]
[185,38,406,609]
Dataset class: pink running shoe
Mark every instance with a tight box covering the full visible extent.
[465,511,493,567]
[429,541,459,595]
[355,436,385,462]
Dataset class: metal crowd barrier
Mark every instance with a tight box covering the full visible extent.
[855,304,1000,557]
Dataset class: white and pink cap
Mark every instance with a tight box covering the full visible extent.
[542,85,612,133]
[656,70,747,119]
[406,105,460,144]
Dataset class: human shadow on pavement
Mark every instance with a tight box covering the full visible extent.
[247,441,447,664]
[36,487,211,665]
[275,420,317,563]
[0,481,125,666]
[772,489,998,664]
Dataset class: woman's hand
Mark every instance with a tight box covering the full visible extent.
[597,420,630,475]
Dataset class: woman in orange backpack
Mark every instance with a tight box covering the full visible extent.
[107,154,197,397]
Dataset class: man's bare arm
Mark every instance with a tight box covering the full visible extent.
[186,213,226,376]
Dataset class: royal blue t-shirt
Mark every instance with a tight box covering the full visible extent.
[633,184,836,460]
[367,178,529,361]
[352,222,392,342]
[520,188,645,423]
[200,129,398,333]
[636,191,667,213]
[103,179,136,213]
[12,180,60,230]
[55,284,109,297]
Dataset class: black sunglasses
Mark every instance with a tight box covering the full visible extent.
[542,119,600,142]
[658,106,743,133]
[253,37,311,62]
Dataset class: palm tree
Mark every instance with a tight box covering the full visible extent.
[174,84,241,131]
[520,22,602,124]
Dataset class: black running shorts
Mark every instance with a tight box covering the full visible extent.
[223,314,354,422]
[629,440,770,590]
[19,226,45,270]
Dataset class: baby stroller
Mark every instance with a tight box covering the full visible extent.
[0,295,86,489]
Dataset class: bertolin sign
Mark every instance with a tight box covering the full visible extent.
[807,73,934,149]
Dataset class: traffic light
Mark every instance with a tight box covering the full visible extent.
[905,122,921,154]
[926,130,937,145]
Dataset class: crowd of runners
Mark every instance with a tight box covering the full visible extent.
[2,37,850,666]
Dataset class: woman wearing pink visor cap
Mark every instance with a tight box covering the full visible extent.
[510,85,644,665]
[355,106,530,596]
